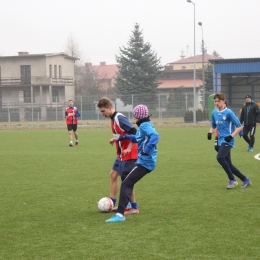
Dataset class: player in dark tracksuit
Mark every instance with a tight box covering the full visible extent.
[105,104,160,223]
[239,95,260,152]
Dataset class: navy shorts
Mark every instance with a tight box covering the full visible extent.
[67,124,77,132]
[112,157,136,176]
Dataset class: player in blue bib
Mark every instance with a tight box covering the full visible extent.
[207,92,251,189]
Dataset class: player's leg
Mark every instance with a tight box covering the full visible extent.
[105,165,150,222]
[242,126,250,149]
[226,152,251,187]
[118,159,137,211]
[67,124,73,146]
[72,125,78,145]
[117,164,150,215]
[249,125,256,150]
[110,169,119,206]
[217,144,237,188]
[110,157,120,206]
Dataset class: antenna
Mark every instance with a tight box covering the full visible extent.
[186,45,189,57]
[180,50,185,59]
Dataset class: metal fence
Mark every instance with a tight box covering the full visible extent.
[0,93,211,124]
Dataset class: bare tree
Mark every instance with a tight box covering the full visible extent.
[65,33,83,65]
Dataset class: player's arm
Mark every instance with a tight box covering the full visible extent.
[65,109,68,121]
[224,115,243,142]
[117,134,137,143]
[142,133,159,155]
[75,108,81,117]
[239,107,244,124]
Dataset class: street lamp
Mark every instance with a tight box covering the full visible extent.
[198,21,205,111]
[187,0,196,123]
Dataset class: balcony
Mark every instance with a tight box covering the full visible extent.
[0,76,74,86]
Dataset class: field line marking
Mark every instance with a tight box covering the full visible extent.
[254,153,260,161]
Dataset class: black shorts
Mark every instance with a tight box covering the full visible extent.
[67,124,77,132]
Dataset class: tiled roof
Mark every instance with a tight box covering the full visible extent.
[157,79,202,89]
[86,62,118,79]
[169,54,221,64]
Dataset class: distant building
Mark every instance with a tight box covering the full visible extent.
[84,62,118,92]
[158,54,220,110]
[0,52,78,120]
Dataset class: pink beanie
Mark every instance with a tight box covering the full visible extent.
[132,104,149,119]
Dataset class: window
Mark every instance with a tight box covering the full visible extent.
[59,65,62,78]
[54,65,57,78]
[181,66,186,70]
[24,90,35,103]
[49,65,52,78]
[21,65,31,84]
[52,89,59,102]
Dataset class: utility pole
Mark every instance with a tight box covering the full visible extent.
[198,22,205,111]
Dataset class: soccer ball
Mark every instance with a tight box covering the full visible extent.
[97,197,114,212]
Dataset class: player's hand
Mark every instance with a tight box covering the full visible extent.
[122,148,131,155]
[109,138,116,146]
[207,133,212,140]
[141,151,149,156]
[239,130,243,137]
[224,135,233,142]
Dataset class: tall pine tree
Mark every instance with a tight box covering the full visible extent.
[114,23,163,105]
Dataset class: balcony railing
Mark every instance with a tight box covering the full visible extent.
[0,76,74,85]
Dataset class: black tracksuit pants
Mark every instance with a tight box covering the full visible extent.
[117,164,151,215]
[217,143,247,182]
[243,125,256,148]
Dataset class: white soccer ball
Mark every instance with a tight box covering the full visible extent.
[97,197,114,212]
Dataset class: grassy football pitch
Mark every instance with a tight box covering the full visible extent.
[1,126,260,259]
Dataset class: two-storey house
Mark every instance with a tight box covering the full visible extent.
[0,52,78,121]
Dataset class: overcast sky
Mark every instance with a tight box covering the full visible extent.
[1,0,259,65]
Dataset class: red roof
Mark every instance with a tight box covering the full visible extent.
[158,79,202,89]
[85,62,118,79]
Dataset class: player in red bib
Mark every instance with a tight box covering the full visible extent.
[65,100,81,147]
[97,97,139,214]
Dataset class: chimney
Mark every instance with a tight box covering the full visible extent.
[18,51,29,56]
[100,62,106,66]
[85,62,92,67]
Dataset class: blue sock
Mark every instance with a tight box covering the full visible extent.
[131,202,138,209]
[110,197,116,206]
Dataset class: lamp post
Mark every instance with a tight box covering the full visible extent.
[198,21,205,111]
[187,0,196,123]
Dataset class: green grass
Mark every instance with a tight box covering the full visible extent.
[1,127,260,259]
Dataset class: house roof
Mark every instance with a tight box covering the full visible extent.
[169,54,221,64]
[209,57,260,64]
[0,52,79,61]
[86,62,118,79]
[157,79,202,89]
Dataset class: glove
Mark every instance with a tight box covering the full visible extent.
[141,151,149,156]
[224,135,233,142]
[207,133,212,140]
[117,135,126,142]
[239,130,243,137]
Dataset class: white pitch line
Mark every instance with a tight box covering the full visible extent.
[254,153,260,160]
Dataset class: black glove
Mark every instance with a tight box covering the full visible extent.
[141,151,149,156]
[117,135,126,142]
[207,133,212,140]
[224,135,233,142]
